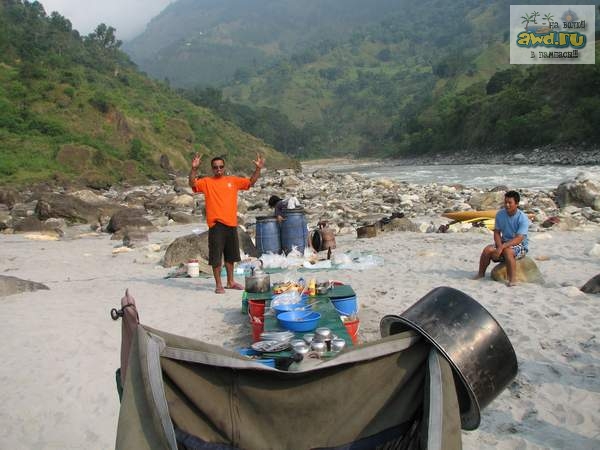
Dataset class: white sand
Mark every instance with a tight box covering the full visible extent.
[1,223,599,449]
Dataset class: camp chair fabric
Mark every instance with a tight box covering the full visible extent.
[116,325,462,450]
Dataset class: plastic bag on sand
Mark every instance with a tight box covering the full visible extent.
[303,259,332,270]
[303,246,316,259]
[286,246,305,266]
[335,251,384,270]
[271,290,302,307]
[331,252,352,266]
[260,252,289,268]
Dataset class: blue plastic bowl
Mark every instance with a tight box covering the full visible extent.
[277,311,321,332]
[272,302,311,315]
[332,296,358,316]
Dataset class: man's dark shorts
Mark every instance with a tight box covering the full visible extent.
[208,222,241,267]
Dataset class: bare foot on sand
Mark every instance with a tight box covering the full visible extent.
[506,281,518,287]
[215,287,225,294]
[226,282,244,290]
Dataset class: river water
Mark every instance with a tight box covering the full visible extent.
[309,162,600,191]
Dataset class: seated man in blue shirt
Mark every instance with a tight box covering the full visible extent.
[474,190,529,286]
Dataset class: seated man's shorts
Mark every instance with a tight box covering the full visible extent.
[494,243,527,262]
[208,222,241,267]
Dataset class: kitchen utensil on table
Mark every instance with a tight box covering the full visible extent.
[245,260,271,293]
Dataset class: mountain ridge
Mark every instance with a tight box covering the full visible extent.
[0,1,298,189]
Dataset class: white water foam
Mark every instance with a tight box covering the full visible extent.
[320,163,600,191]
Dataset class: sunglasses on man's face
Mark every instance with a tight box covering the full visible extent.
[212,165,224,169]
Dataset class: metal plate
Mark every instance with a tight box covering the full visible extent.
[251,340,291,353]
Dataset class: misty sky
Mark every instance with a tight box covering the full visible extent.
[38,0,174,41]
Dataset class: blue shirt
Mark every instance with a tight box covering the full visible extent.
[494,208,529,251]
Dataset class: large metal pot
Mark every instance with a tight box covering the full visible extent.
[380,286,518,430]
[244,261,271,293]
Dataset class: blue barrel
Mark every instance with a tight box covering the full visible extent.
[255,216,281,256]
[280,209,308,255]
[332,296,358,316]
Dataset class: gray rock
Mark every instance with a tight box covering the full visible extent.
[469,191,504,211]
[0,275,49,298]
[380,217,419,232]
[35,193,114,224]
[491,257,544,284]
[10,201,37,219]
[107,209,156,234]
[312,169,335,179]
[162,227,257,267]
[168,211,197,224]
[13,216,64,237]
[581,274,600,294]
[0,189,21,208]
[122,230,149,248]
[556,172,600,211]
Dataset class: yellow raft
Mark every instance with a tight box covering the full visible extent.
[442,210,497,231]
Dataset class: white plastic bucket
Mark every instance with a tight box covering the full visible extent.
[187,261,200,278]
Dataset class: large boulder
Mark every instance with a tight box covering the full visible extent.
[0,206,11,230]
[168,211,197,224]
[380,217,419,232]
[106,209,156,234]
[469,191,504,210]
[68,189,112,206]
[35,193,111,224]
[162,227,257,267]
[581,274,600,294]
[0,275,49,297]
[10,201,38,219]
[491,256,544,284]
[555,172,600,211]
[0,189,21,208]
[13,216,63,237]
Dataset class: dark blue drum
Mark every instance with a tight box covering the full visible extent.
[280,209,308,255]
[255,216,281,256]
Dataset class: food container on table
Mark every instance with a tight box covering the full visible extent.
[244,260,270,293]
[303,333,315,344]
[314,327,332,341]
[331,338,346,352]
[310,341,326,355]
[292,341,310,356]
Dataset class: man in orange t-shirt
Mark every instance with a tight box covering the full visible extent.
[189,153,265,293]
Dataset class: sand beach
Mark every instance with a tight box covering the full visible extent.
[1,219,599,449]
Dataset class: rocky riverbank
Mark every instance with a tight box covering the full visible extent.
[1,168,599,243]
[1,166,600,450]
[389,145,600,166]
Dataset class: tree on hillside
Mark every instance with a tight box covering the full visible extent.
[86,24,121,50]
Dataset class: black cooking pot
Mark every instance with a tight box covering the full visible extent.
[380,286,518,430]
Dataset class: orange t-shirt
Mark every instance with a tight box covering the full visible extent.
[192,176,251,227]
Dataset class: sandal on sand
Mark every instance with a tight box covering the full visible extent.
[225,282,244,290]
[215,287,226,294]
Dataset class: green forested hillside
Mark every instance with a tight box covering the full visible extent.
[0,0,297,188]
[125,0,600,159]
[220,1,599,157]
[124,0,408,87]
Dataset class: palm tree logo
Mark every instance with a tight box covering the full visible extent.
[521,12,533,31]
[543,13,554,24]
